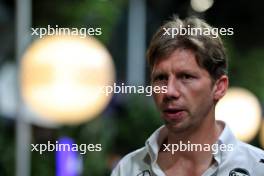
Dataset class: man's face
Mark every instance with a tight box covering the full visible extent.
[151,48,222,133]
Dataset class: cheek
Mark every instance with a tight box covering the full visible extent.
[196,87,214,107]
[152,92,163,106]
[185,84,213,103]
[182,83,200,96]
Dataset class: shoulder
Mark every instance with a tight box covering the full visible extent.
[233,141,264,175]
[111,147,150,176]
[111,125,165,176]
[118,147,148,166]
[236,141,264,159]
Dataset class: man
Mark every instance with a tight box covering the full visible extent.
[111,17,264,176]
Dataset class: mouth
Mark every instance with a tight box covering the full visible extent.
[162,108,186,121]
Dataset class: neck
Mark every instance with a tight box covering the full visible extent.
[165,111,223,164]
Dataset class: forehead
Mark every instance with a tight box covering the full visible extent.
[152,48,204,73]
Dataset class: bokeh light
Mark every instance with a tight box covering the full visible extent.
[190,0,214,12]
[216,87,262,142]
[20,35,115,124]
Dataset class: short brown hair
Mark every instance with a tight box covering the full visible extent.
[147,16,228,81]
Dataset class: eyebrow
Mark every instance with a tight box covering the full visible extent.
[152,68,198,77]
[151,70,167,78]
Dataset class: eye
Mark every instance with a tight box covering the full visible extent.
[153,74,167,82]
[181,74,194,80]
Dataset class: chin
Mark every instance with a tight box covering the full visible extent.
[165,121,190,133]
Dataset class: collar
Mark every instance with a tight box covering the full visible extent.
[145,121,238,165]
[216,120,238,162]
[145,125,166,163]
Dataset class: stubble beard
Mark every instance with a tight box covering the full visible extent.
[164,112,207,136]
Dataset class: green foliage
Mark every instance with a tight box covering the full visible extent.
[225,39,264,103]
[60,0,126,43]
[114,95,163,154]
[31,150,55,176]
[31,95,162,175]
[0,119,15,176]
[34,0,126,43]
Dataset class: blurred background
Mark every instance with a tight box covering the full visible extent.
[0,0,264,175]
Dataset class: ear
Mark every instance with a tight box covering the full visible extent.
[213,75,229,102]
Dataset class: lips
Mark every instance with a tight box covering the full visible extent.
[162,108,186,121]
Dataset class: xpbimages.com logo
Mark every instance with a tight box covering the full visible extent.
[31,25,102,38]
[163,25,234,38]
[162,141,234,155]
[31,141,102,154]
[99,83,168,96]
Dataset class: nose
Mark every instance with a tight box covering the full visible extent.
[164,77,181,101]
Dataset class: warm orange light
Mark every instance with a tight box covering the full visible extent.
[20,35,115,124]
[216,87,262,142]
